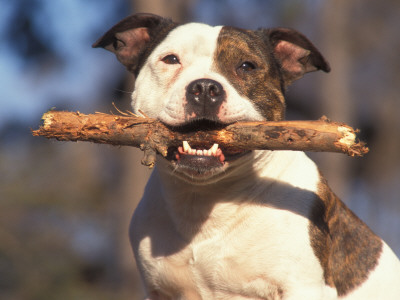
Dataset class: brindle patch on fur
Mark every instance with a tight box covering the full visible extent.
[309,175,383,296]
[214,27,286,121]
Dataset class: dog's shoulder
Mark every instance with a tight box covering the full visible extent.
[264,151,400,298]
[307,161,400,298]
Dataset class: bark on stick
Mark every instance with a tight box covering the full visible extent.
[32,111,368,167]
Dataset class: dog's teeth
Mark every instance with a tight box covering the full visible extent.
[183,141,191,152]
[181,142,221,156]
[209,143,219,155]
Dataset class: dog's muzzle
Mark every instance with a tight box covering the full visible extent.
[162,79,249,178]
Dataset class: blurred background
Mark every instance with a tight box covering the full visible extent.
[1,0,399,299]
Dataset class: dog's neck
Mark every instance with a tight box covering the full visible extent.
[153,150,318,239]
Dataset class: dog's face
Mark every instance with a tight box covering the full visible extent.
[94,14,329,181]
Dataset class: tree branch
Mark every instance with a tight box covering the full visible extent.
[32,111,368,168]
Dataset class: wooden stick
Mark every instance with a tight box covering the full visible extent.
[32,111,368,167]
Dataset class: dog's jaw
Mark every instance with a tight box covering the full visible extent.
[161,145,253,184]
[157,148,265,185]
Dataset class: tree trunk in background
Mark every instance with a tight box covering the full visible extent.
[355,0,400,254]
[318,0,354,200]
[319,0,400,254]
[113,1,194,297]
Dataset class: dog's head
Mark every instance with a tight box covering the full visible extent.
[94,13,330,181]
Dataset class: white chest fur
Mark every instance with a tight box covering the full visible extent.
[131,151,338,299]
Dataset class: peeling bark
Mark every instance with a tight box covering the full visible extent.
[32,111,368,167]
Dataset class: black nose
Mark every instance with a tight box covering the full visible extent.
[186,79,225,108]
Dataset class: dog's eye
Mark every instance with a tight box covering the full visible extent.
[237,61,257,73]
[162,54,180,65]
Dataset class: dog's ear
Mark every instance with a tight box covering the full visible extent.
[93,13,175,74]
[262,27,330,86]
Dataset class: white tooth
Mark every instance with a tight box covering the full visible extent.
[183,141,191,152]
[197,149,203,156]
[210,143,219,155]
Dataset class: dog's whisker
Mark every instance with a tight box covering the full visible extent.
[114,88,132,94]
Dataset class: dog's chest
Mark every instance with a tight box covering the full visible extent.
[136,200,326,300]
[139,216,281,299]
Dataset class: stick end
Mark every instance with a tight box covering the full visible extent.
[337,126,357,147]
[347,142,369,157]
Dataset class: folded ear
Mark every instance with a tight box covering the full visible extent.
[93,13,176,74]
[262,27,330,86]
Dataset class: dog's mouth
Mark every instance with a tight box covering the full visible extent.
[164,119,250,177]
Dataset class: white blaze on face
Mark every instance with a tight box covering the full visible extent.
[132,23,264,125]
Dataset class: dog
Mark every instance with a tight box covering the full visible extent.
[93,13,400,299]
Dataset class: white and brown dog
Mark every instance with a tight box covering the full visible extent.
[94,14,400,299]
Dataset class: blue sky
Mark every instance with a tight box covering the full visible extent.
[0,0,127,126]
